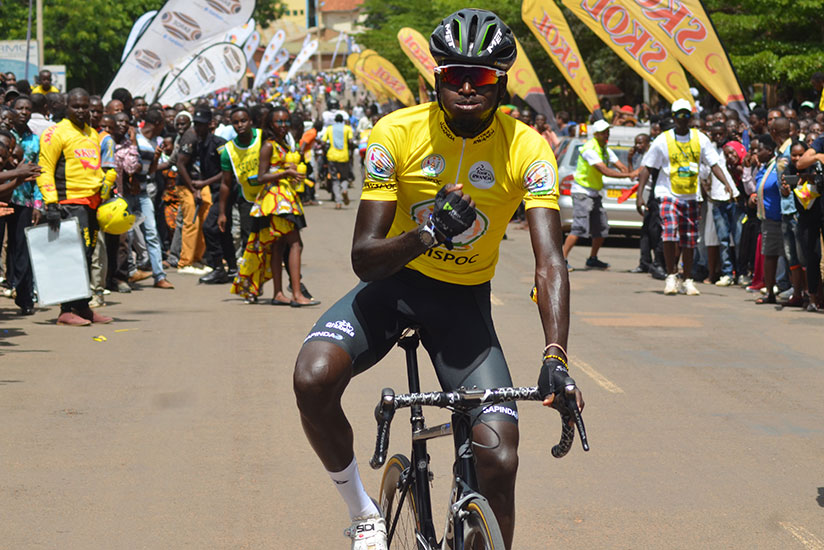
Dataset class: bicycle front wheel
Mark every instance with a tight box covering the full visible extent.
[462,497,505,550]
[379,454,419,549]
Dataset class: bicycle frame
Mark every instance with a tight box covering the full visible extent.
[394,329,488,550]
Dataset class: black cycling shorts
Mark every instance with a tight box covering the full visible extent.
[302,268,518,424]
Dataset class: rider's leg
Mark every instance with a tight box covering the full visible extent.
[294,341,378,519]
[473,420,519,550]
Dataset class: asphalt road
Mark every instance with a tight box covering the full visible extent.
[2,186,823,550]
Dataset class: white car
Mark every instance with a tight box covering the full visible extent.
[555,126,649,233]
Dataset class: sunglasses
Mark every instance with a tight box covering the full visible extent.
[272,119,291,126]
[435,64,506,88]
[673,111,692,119]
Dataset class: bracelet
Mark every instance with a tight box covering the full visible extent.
[543,354,568,369]
[542,343,567,359]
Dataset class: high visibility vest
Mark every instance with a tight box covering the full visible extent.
[226,129,263,202]
[666,129,701,195]
[573,138,607,191]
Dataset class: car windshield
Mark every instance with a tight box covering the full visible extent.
[568,144,630,167]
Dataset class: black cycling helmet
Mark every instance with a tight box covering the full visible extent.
[328,98,340,110]
[429,9,517,72]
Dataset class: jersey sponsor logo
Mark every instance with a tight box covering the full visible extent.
[411,199,490,250]
[325,320,355,338]
[438,120,456,141]
[423,248,479,265]
[161,11,202,42]
[468,161,495,190]
[421,154,446,177]
[523,160,557,196]
[365,143,395,182]
[472,125,495,144]
[74,147,101,170]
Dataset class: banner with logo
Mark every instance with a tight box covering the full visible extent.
[284,39,319,82]
[253,29,286,88]
[360,54,416,107]
[508,37,559,131]
[223,17,255,45]
[397,27,437,88]
[561,0,693,107]
[157,42,247,104]
[622,0,748,119]
[252,48,290,86]
[104,0,254,102]
[347,52,390,102]
[522,0,599,113]
[121,11,158,63]
[243,31,260,63]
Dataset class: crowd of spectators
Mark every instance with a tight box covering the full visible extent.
[2,66,824,322]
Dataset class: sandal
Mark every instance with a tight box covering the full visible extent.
[755,295,776,305]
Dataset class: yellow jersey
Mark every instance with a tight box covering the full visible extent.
[362,102,559,285]
[37,119,103,204]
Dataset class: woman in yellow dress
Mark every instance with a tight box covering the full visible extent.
[230,106,318,306]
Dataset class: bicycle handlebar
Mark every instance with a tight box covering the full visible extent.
[369,385,589,469]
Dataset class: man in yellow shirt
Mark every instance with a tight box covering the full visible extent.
[322,113,354,209]
[30,69,59,95]
[293,9,583,550]
[37,88,112,326]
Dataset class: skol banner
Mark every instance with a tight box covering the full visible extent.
[347,52,390,102]
[253,48,290,86]
[105,0,255,102]
[561,0,693,106]
[622,0,748,119]
[243,31,260,63]
[522,0,599,113]
[508,36,559,131]
[397,27,437,88]
[360,54,416,107]
[157,42,247,104]
[254,29,286,88]
[284,38,319,82]
[223,17,255,45]
[122,11,157,63]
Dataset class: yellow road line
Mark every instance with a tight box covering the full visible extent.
[780,522,824,550]
[570,355,624,394]
[490,293,504,306]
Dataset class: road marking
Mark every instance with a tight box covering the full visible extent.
[570,355,624,394]
[780,522,824,550]
[490,293,504,306]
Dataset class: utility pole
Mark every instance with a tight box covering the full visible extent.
[36,0,44,68]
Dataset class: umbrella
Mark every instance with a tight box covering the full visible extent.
[594,83,623,98]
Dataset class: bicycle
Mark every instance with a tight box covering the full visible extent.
[369,328,589,550]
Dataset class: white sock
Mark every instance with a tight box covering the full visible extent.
[328,457,379,520]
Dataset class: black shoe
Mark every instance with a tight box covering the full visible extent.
[650,266,667,280]
[629,265,647,273]
[19,306,35,316]
[227,268,238,279]
[300,282,313,300]
[585,256,609,269]
[199,268,230,284]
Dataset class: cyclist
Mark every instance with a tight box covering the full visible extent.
[293,9,583,550]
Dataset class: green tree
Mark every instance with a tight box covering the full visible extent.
[706,0,824,93]
[0,0,285,93]
[358,0,824,114]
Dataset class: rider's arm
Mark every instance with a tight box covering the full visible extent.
[527,207,569,350]
[351,200,432,282]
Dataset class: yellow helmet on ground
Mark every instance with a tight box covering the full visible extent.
[97,197,136,235]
